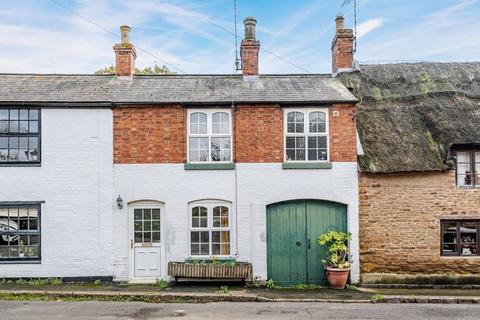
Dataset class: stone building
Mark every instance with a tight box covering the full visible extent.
[337,48,480,281]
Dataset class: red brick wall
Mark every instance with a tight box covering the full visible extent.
[114,105,186,163]
[240,40,260,76]
[234,105,284,162]
[331,30,354,73]
[329,104,357,162]
[113,44,136,77]
[114,104,357,164]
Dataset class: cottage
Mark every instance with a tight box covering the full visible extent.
[0,17,360,285]
[338,57,480,282]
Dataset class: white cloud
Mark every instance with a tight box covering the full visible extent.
[356,18,384,39]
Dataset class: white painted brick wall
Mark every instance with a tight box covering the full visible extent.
[0,108,114,278]
[114,162,359,283]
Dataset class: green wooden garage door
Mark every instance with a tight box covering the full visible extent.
[267,200,347,286]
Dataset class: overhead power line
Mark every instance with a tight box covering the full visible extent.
[51,0,311,74]
[50,0,187,74]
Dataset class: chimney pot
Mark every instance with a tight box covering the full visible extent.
[120,25,131,44]
[335,15,345,31]
[243,17,257,40]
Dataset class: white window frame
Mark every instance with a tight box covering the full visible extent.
[187,109,233,163]
[284,107,330,162]
[188,200,232,258]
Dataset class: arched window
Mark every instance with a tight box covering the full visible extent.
[189,201,231,256]
[285,109,329,161]
[188,110,232,163]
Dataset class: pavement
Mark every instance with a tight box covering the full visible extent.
[2,300,480,319]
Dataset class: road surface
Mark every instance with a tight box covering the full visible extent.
[1,301,479,319]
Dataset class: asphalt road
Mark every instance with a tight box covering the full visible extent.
[1,301,480,319]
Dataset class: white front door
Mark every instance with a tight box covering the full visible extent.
[129,204,164,282]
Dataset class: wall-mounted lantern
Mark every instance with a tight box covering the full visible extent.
[116,195,124,209]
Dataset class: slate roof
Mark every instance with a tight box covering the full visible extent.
[338,62,480,173]
[0,74,357,105]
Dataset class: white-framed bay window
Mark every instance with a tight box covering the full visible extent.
[187,109,232,163]
[284,108,329,162]
[189,200,231,257]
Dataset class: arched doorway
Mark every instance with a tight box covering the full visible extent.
[267,199,347,286]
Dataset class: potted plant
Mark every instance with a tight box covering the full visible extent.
[318,230,352,289]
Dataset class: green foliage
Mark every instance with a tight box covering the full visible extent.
[15,279,29,285]
[294,283,321,290]
[94,64,175,75]
[251,277,261,288]
[186,258,238,266]
[266,278,276,290]
[13,278,63,286]
[318,230,352,269]
[220,285,229,293]
[155,278,169,290]
[370,294,385,301]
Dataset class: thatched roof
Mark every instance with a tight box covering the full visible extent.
[338,62,480,173]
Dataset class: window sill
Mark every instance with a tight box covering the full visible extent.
[0,163,41,167]
[0,260,41,264]
[185,163,235,170]
[282,162,332,170]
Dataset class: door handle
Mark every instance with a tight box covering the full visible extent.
[130,239,134,249]
[307,239,311,249]
[296,241,302,246]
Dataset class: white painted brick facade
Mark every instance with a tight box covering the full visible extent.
[0,109,359,283]
[0,108,114,278]
[113,163,360,283]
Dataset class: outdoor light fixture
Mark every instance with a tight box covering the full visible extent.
[116,195,124,209]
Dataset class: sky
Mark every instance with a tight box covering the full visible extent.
[0,0,479,74]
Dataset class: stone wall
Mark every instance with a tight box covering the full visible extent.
[360,171,480,276]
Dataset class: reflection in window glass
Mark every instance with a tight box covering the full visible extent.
[0,205,41,261]
[0,108,40,163]
[190,204,231,256]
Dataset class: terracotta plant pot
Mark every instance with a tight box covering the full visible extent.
[325,267,350,289]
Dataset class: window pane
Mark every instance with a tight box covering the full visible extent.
[309,112,326,133]
[212,231,230,255]
[29,110,39,120]
[212,112,229,134]
[213,206,229,227]
[134,209,142,220]
[143,209,151,220]
[152,232,161,242]
[190,112,207,134]
[460,221,477,255]
[211,137,231,161]
[0,110,8,120]
[0,121,7,133]
[29,121,38,133]
[308,136,328,161]
[10,110,18,120]
[152,209,160,220]
[287,112,304,133]
[19,121,28,133]
[19,110,29,120]
[457,152,473,187]
[0,137,7,149]
[9,121,19,133]
[143,232,151,243]
[286,136,306,161]
[189,137,209,162]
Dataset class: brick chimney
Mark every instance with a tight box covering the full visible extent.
[331,16,354,74]
[241,17,260,76]
[113,25,136,78]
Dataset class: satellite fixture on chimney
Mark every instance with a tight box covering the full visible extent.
[341,0,357,53]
